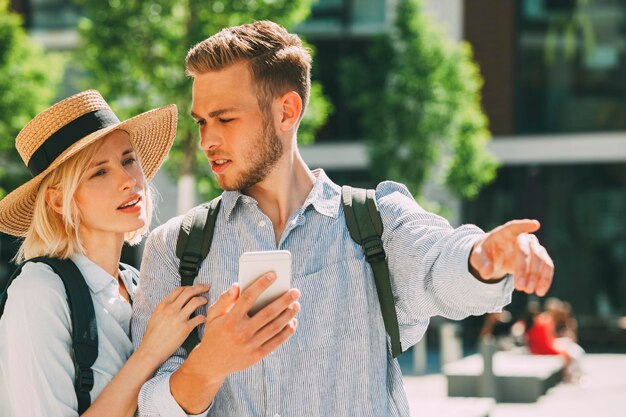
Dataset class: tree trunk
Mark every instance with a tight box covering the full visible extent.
[177,131,198,214]
[177,174,196,214]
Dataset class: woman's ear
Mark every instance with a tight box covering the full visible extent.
[45,188,64,215]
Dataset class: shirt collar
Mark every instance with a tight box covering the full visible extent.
[219,169,341,221]
[302,169,341,219]
[69,253,119,294]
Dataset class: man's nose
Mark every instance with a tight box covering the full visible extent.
[200,128,222,151]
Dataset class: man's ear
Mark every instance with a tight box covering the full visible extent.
[275,91,303,132]
[45,188,64,215]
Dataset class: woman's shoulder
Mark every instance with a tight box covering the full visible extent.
[9,261,67,296]
[5,261,71,323]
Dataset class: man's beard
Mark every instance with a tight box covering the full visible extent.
[220,118,284,191]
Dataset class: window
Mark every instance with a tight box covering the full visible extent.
[516,0,626,134]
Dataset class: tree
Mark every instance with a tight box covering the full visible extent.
[0,0,65,198]
[75,0,331,212]
[340,0,497,200]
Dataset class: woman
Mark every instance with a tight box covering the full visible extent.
[0,90,230,416]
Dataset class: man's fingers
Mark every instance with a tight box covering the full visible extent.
[514,234,531,291]
[532,238,554,296]
[513,250,527,291]
[256,318,298,358]
[206,284,239,321]
[536,258,554,297]
[513,234,554,296]
[499,219,541,237]
[252,302,300,346]
[523,236,544,293]
[248,288,301,329]
[230,273,277,318]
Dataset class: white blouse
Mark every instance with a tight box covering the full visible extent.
[0,254,136,417]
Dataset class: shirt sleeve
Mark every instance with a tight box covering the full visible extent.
[376,181,514,350]
[131,218,210,417]
[0,263,79,417]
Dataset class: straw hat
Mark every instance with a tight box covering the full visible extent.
[0,90,178,237]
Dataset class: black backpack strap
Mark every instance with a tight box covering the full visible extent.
[119,262,139,286]
[342,186,402,358]
[0,257,97,414]
[0,265,25,318]
[175,196,222,354]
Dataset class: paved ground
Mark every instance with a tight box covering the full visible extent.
[402,354,626,417]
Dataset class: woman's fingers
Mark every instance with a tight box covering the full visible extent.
[170,284,210,309]
[187,314,207,331]
[180,295,209,319]
[160,285,187,304]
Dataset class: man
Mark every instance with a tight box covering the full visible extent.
[132,20,554,417]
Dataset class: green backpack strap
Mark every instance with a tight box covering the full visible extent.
[342,186,402,358]
[175,196,222,354]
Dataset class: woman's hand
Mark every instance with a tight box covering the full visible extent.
[136,284,210,366]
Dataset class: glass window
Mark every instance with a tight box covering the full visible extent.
[463,163,626,319]
[516,0,626,134]
[308,38,372,142]
[28,0,80,30]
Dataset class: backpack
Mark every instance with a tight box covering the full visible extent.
[175,186,402,358]
[0,256,138,414]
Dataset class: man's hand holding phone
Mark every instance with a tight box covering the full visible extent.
[170,252,300,414]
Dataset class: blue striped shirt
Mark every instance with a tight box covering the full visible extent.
[132,169,513,417]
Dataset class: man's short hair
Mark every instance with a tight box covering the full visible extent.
[186,20,312,119]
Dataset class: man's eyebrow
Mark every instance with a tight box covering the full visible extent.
[191,108,238,119]
[208,108,237,118]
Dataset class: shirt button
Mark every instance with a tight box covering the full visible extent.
[259,220,267,227]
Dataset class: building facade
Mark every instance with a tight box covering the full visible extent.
[5,0,626,349]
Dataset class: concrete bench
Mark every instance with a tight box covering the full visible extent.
[403,375,495,417]
[409,397,495,417]
[442,346,564,403]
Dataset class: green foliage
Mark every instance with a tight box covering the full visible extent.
[0,0,65,198]
[340,0,496,200]
[299,79,333,146]
[75,0,330,200]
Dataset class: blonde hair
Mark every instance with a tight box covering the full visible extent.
[15,134,153,263]
[185,20,312,119]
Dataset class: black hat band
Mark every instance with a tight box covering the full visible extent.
[27,109,120,177]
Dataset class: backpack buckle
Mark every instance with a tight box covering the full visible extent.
[74,364,94,392]
[362,236,386,263]
[179,253,202,277]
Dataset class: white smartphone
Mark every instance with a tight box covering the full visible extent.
[238,250,292,315]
